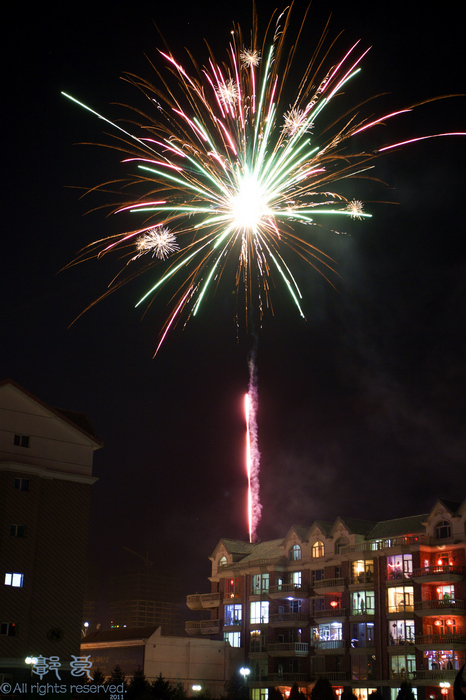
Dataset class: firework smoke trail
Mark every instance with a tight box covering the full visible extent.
[245,349,261,543]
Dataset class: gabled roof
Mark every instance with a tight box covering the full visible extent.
[335,517,378,537]
[367,513,427,539]
[309,520,333,537]
[0,379,102,447]
[283,524,309,543]
[210,538,256,560]
[238,538,284,562]
[435,499,462,516]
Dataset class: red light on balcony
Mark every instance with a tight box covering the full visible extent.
[330,601,338,608]
[434,620,442,627]
[440,689,448,696]
[445,619,454,626]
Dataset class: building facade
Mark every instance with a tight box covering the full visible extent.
[0,379,100,685]
[186,499,466,700]
[81,625,242,697]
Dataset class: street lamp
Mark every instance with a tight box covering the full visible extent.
[240,667,250,696]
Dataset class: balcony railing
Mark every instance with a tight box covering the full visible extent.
[415,634,466,645]
[414,599,465,612]
[269,613,309,625]
[343,535,429,553]
[416,670,459,681]
[412,566,466,578]
[186,592,222,610]
[313,577,346,590]
[268,642,309,654]
[314,672,348,681]
[267,673,309,683]
[312,608,347,619]
[314,639,346,650]
[269,583,308,597]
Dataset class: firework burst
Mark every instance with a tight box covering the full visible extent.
[63,4,465,354]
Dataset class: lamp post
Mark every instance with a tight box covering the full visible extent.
[240,667,250,698]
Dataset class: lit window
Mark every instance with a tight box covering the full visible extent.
[224,631,241,647]
[13,435,30,448]
[250,601,269,624]
[387,554,412,580]
[387,586,414,614]
[13,478,29,492]
[0,623,17,636]
[351,591,375,615]
[388,620,415,645]
[251,573,269,594]
[435,520,452,539]
[290,544,301,561]
[4,573,24,588]
[224,604,242,626]
[218,556,227,567]
[352,560,374,584]
[312,541,324,558]
[9,525,26,538]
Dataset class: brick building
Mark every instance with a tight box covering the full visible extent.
[186,498,465,700]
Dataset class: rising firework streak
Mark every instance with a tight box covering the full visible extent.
[245,354,261,542]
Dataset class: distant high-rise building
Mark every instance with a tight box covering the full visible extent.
[0,379,101,685]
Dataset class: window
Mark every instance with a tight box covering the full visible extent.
[311,597,325,613]
[14,434,30,448]
[224,604,242,626]
[335,537,348,554]
[251,689,268,700]
[4,573,24,588]
[389,620,415,646]
[387,586,414,614]
[250,601,269,624]
[290,544,301,561]
[387,554,413,580]
[352,560,374,584]
[289,600,301,613]
[436,584,455,601]
[218,556,227,567]
[9,525,26,538]
[225,577,242,597]
[0,623,17,637]
[390,654,416,680]
[250,629,266,653]
[312,541,324,558]
[312,622,343,649]
[435,520,452,539]
[351,622,375,648]
[251,573,269,594]
[312,569,325,584]
[423,650,464,671]
[14,478,29,492]
[290,571,302,586]
[224,631,241,647]
[351,591,375,615]
[352,655,376,681]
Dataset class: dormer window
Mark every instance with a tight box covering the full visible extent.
[290,544,301,561]
[435,520,451,539]
[312,540,325,558]
[218,556,227,567]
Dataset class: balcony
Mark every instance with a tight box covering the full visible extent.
[344,535,429,553]
[186,620,221,635]
[186,592,222,610]
[412,566,466,584]
[312,578,346,593]
[414,599,465,617]
[269,584,309,599]
[267,673,309,683]
[268,642,309,657]
[313,672,348,681]
[313,608,347,623]
[314,639,346,653]
[415,633,466,650]
[415,670,458,682]
[269,613,309,628]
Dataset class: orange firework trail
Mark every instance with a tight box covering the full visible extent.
[245,353,261,542]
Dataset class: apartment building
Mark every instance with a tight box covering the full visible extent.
[186,498,465,700]
[0,379,100,685]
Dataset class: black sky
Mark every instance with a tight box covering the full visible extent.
[3,0,466,602]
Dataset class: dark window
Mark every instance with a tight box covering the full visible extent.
[14,435,30,448]
[14,478,29,492]
[9,525,26,538]
[0,623,17,637]
[435,520,452,539]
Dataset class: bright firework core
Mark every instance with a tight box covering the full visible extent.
[230,175,270,232]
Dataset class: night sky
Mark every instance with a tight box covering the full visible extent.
[3,0,465,603]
